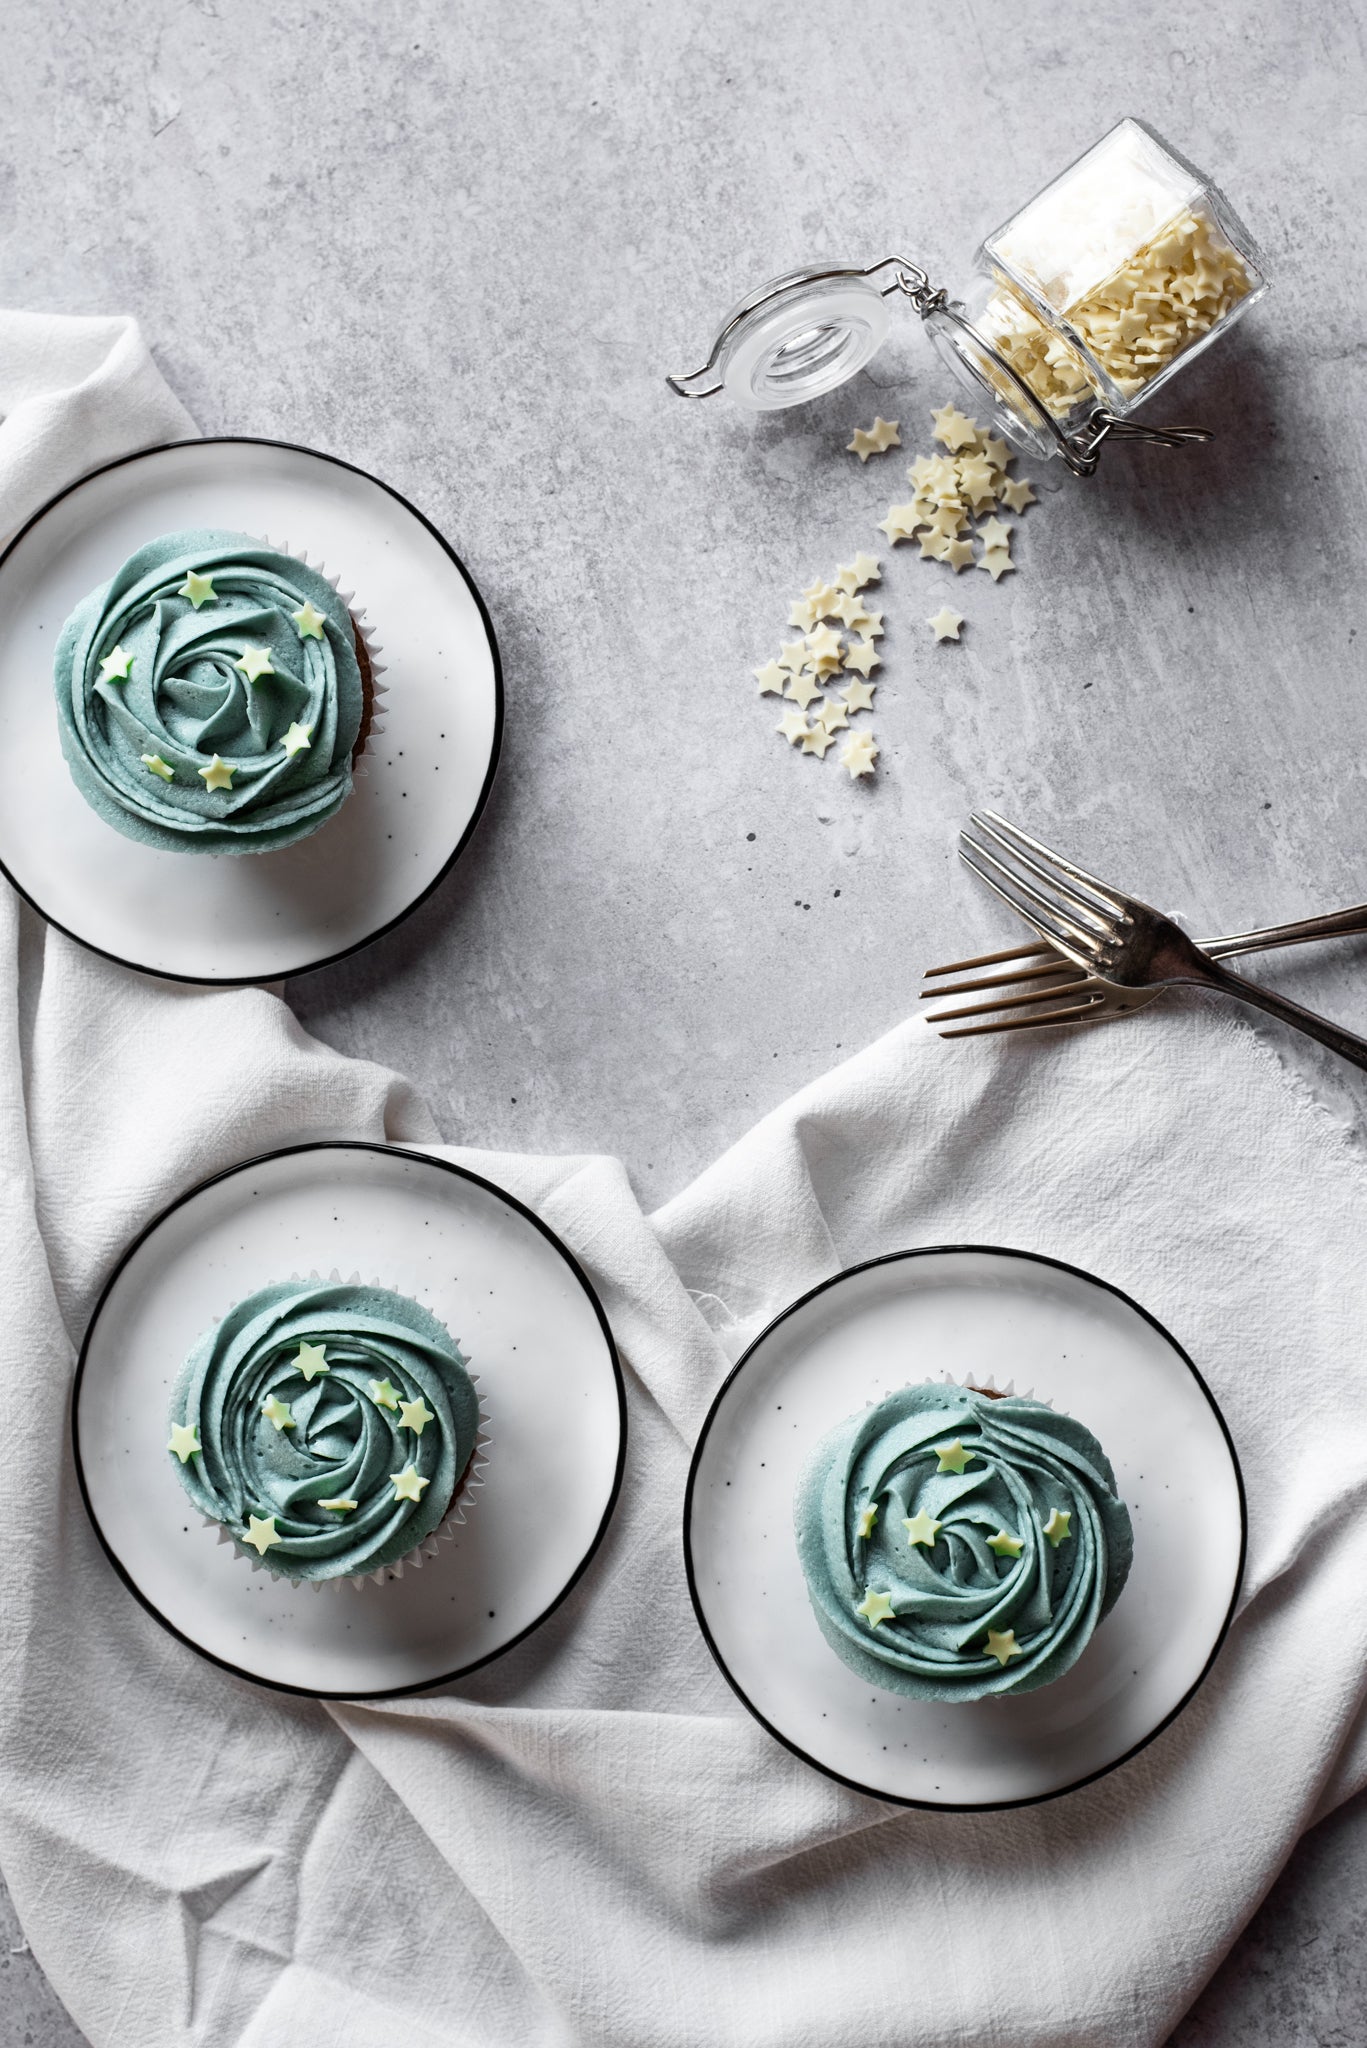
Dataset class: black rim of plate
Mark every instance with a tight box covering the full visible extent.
[0,436,504,986]
[72,1140,627,1699]
[682,1242,1247,1813]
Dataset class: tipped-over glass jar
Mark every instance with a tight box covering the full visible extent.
[669,118,1268,476]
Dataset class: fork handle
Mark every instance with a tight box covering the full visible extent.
[1206,902,1367,959]
[1190,956,1367,1072]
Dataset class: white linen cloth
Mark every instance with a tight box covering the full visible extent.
[2,311,1366,2048]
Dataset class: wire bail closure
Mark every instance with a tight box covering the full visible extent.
[667,255,1214,477]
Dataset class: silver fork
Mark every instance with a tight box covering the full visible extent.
[960,810,1367,1073]
[923,904,1367,1036]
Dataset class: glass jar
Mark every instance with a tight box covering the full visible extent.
[669,118,1268,476]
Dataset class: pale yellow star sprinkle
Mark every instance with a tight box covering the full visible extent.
[984,1627,1023,1666]
[776,708,810,746]
[234,645,275,683]
[98,645,134,684]
[931,403,978,452]
[817,699,849,735]
[787,596,819,632]
[902,1508,942,1547]
[976,516,1013,552]
[390,1464,430,1504]
[980,549,1016,582]
[754,660,789,698]
[198,755,234,791]
[399,1397,435,1436]
[856,1588,896,1627]
[928,607,963,642]
[141,754,175,781]
[840,678,877,714]
[876,503,924,544]
[291,600,328,640]
[778,640,810,673]
[319,1496,358,1513]
[800,722,836,758]
[842,640,880,679]
[178,570,216,609]
[1043,1508,1073,1547]
[294,1341,329,1380]
[167,1422,200,1464]
[943,537,976,573]
[805,623,844,670]
[243,1514,282,1556]
[855,1502,879,1539]
[369,1378,400,1411]
[785,671,823,711]
[281,722,313,757]
[1001,478,1036,514]
[847,417,901,461]
[840,732,879,779]
[261,1394,295,1431]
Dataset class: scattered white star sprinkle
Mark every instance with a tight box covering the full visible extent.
[927,607,964,642]
[847,416,900,461]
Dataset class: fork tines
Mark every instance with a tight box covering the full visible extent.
[956,809,1121,967]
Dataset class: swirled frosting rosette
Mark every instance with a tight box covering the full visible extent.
[794,1382,1133,1700]
[167,1281,482,1583]
[54,529,367,854]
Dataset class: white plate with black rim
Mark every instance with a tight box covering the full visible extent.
[0,437,501,983]
[73,1141,625,1697]
[684,1245,1245,1810]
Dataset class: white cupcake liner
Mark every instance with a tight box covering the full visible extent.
[259,537,389,775]
[193,1268,490,1592]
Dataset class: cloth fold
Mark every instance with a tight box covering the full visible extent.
[1,310,1365,2048]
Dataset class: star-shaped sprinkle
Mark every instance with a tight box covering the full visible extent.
[98,645,133,684]
[785,671,823,711]
[850,551,881,587]
[800,722,836,758]
[931,403,979,452]
[980,549,1016,582]
[851,608,883,640]
[943,536,976,572]
[198,755,234,791]
[856,1502,879,1539]
[919,531,951,561]
[1001,478,1036,513]
[902,1507,942,1547]
[817,699,848,735]
[976,515,1013,552]
[261,1393,295,1431]
[956,455,995,498]
[830,590,864,627]
[841,678,877,713]
[907,454,939,491]
[876,503,924,544]
[281,721,313,756]
[856,1588,896,1627]
[754,660,789,697]
[178,570,216,609]
[787,597,819,632]
[930,505,967,539]
[842,640,880,679]
[167,1422,201,1464]
[935,1439,976,1474]
[928,607,963,642]
[984,1627,1023,1666]
[390,1463,430,1503]
[243,1514,281,1556]
[847,416,901,461]
[369,1377,400,1411]
[805,623,843,670]
[841,733,879,779]
[777,708,810,745]
[987,1529,1024,1559]
[234,645,275,683]
[141,754,175,780]
[399,1396,435,1436]
[294,1341,329,1380]
[801,579,827,602]
[291,599,328,640]
[319,1496,358,1513]
[778,640,810,673]
[1043,1508,1073,1547]
[808,583,840,619]
[981,436,1013,471]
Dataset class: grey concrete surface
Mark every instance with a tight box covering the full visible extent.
[3,0,1367,2041]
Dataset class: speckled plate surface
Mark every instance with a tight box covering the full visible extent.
[685,1245,1245,1809]
[0,438,501,982]
[73,1142,625,1697]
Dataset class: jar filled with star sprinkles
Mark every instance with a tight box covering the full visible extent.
[668,117,1267,477]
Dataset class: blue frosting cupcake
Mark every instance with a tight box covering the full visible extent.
[167,1280,481,1583]
[795,1381,1133,1700]
[54,529,369,854]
